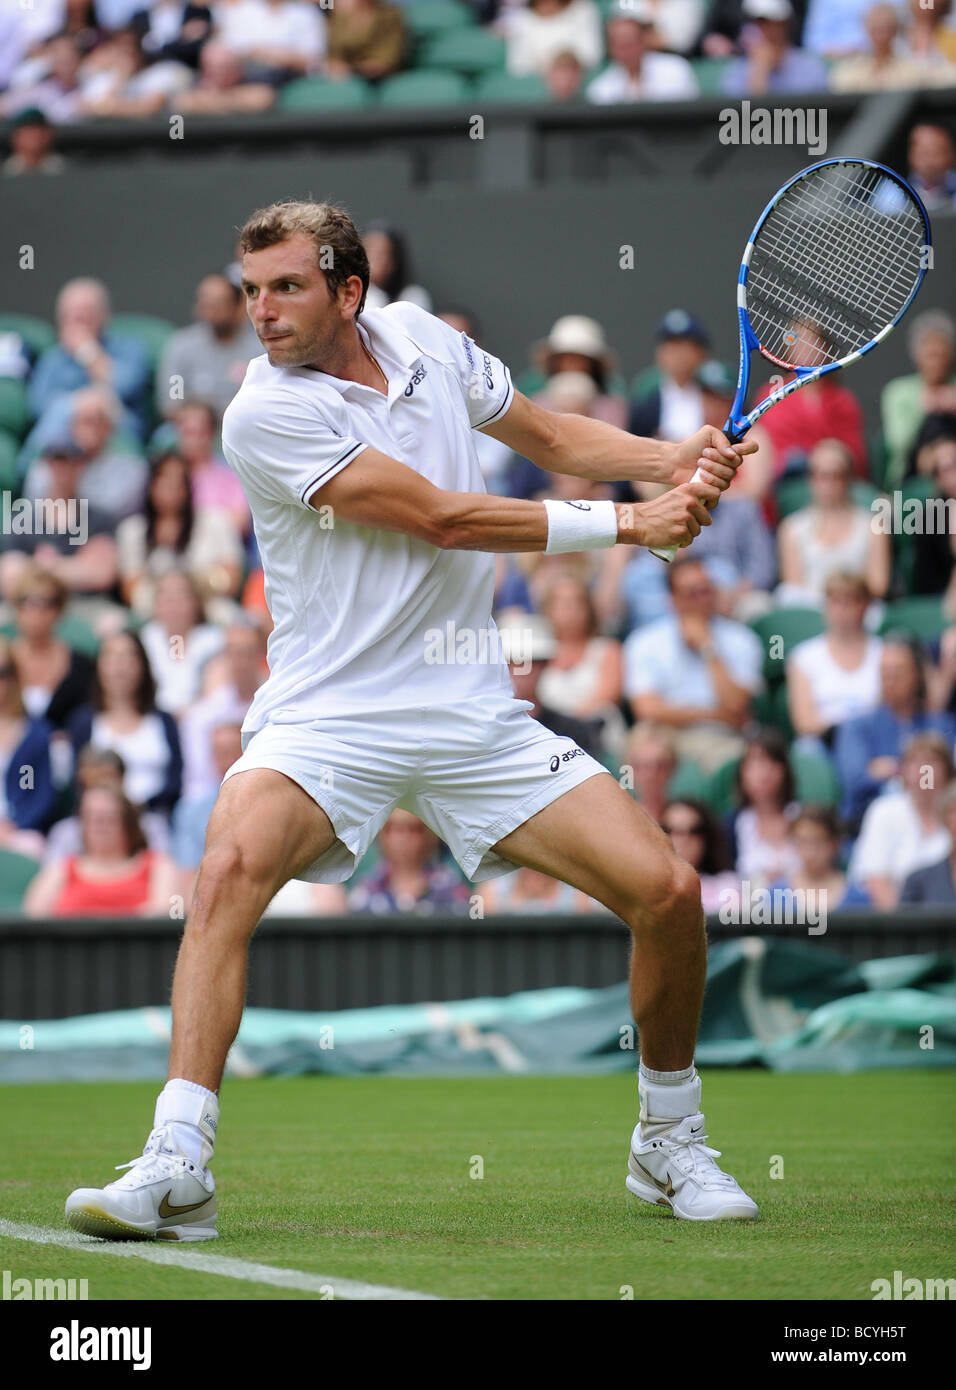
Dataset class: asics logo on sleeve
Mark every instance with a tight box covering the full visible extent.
[404,364,428,396]
[481,354,494,390]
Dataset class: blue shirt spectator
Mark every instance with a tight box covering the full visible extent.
[801,0,871,57]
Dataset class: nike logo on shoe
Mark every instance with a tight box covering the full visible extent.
[158,1191,213,1218]
[631,1159,675,1198]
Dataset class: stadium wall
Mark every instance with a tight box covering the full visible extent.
[2,912,954,1019]
[3,90,955,421]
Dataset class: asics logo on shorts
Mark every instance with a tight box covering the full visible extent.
[549,748,585,772]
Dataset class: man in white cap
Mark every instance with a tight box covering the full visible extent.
[722,0,829,95]
[587,0,699,104]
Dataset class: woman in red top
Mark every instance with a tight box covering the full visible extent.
[24,786,178,918]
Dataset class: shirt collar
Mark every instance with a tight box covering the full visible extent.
[286,310,422,403]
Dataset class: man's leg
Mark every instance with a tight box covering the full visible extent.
[492,772,757,1220]
[493,773,704,1071]
[168,767,338,1091]
[65,768,338,1241]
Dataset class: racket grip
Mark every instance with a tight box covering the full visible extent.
[648,464,707,564]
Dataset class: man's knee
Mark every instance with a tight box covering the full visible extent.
[189,838,279,922]
[625,856,702,932]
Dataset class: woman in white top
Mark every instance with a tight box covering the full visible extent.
[505,0,604,79]
[787,571,883,747]
[729,730,802,889]
[139,568,225,716]
[537,574,624,755]
[776,439,890,606]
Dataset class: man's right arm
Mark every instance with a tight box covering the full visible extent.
[312,446,720,554]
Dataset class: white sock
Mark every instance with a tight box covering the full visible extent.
[638,1061,700,1141]
[153,1078,219,1169]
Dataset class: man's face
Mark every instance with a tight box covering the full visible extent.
[225,627,265,684]
[909,126,955,185]
[13,123,52,162]
[242,235,349,369]
[71,400,111,454]
[657,337,706,383]
[607,18,648,68]
[175,406,214,459]
[58,285,105,340]
[880,646,919,708]
[670,565,715,618]
[914,330,954,383]
[195,276,239,333]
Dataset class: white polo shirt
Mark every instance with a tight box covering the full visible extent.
[221,302,515,732]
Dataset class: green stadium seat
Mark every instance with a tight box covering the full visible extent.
[750,607,825,682]
[0,313,56,359]
[405,0,473,39]
[0,848,40,914]
[111,314,178,370]
[878,596,946,642]
[776,477,882,520]
[475,71,549,104]
[0,378,29,441]
[54,613,100,657]
[278,76,372,110]
[379,70,470,106]
[420,29,506,76]
[792,751,840,807]
[707,756,741,817]
[0,429,19,493]
[690,58,733,96]
[666,759,710,802]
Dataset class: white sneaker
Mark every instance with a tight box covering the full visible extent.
[65,1126,217,1242]
[626,1112,758,1221]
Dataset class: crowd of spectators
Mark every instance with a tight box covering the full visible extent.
[3,1,956,171]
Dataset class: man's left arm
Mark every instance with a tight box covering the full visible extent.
[479,389,756,494]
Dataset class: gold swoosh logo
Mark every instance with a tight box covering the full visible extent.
[159,1190,212,1218]
[632,1159,675,1198]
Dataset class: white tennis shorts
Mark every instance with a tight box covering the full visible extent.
[219,696,609,884]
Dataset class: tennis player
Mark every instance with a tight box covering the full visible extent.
[66,201,759,1239]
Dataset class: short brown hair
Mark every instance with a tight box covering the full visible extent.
[238,201,369,313]
[11,564,68,610]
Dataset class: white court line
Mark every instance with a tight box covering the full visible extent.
[0,1219,441,1301]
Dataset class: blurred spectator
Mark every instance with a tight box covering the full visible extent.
[722,0,828,96]
[4,35,88,124]
[623,557,763,773]
[751,322,866,479]
[156,273,259,419]
[79,26,193,117]
[776,439,889,606]
[132,2,214,69]
[773,805,871,909]
[510,372,602,498]
[23,785,178,918]
[881,310,956,488]
[899,778,956,904]
[2,107,65,175]
[27,278,151,442]
[116,451,244,618]
[0,437,120,616]
[834,633,956,827]
[848,730,954,907]
[640,0,706,55]
[699,357,774,506]
[214,0,327,84]
[171,720,237,893]
[537,575,625,756]
[325,0,406,83]
[506,0,603,81]
[438,307,517,495]
[347,809,471,914]
[728,728,801,886]
[906,122,956,214]
[831,3,948,92]
[7,566,94,733]
[138,569,225,714]
[168,400,251,539]
[497,611,605,759]
[786,572,882,750]
[0,634,56,856]
[175,39,274,111]
[22,385,149,522]
[484,864,600,913]
[629,310,710,443]
[902,0,956,70]
[587,2,698,102]
[67,630,182,816]
[660,796,739,914]
[179,618,266,798]
[622,720,678,827]
[529,316,627,431]
[362,222,432,312]
[44,746,172,863]
[802,0,872,59]
[912,434,956,594]
[545,49,585,101]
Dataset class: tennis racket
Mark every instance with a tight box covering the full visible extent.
[650,157,932,562]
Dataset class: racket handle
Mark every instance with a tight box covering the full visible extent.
[648,464,707,564]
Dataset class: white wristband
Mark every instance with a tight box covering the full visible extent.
[543,499,618,554]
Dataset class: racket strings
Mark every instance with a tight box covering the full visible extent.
[745,163,926,367]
